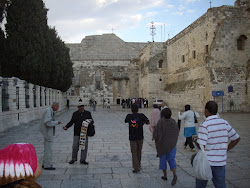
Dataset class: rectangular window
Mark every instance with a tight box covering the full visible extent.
[158,60,163,68]
[193,50,196,59]
[182,55,185,62]
[205,45,209,54]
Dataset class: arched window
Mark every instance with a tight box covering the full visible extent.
[237,35,247,50]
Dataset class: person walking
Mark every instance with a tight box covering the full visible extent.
[63,101,93,165]
[153,108,179,185]
[178,104,200,152]
[149,104,161,140]
[93,100,97,111]
[125,104,150,173]
[40,102,62,170]
[194,101,240,188]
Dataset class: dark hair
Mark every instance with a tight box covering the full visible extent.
[185,104,191,111]
[153,104,158,108]
[205,101,218,115]
[161,108,172,119]
[131,104,139,113]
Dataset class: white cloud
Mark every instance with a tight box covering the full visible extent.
[173,11,184,16]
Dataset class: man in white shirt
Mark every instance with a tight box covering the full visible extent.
[40,102,63,170]
[194,101,240,188]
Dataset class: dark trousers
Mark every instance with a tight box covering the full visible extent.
[72,135,88,162]
[130,139,143,170]
[185,136,195,149]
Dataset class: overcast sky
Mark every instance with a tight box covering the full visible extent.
[43,0,236,43]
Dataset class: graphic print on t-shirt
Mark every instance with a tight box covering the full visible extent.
[131,118,138,128]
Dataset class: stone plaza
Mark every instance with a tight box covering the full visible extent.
[0,105,249,188]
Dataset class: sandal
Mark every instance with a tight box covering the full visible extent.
[161,176,167,180]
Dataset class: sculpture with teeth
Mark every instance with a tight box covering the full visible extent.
[0,143,42,187]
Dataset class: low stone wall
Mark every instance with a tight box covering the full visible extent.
[0,77,67,133]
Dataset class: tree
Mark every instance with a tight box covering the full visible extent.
[0,0,8,75]
[2,0,73,91]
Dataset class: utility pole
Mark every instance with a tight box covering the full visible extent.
[150,21,156,42]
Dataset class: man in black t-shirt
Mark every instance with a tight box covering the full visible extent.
[125,104,149,173]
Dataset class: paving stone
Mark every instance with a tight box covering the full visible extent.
[81,179,102,188]
[0,106,249,188]
[101,179,122,188]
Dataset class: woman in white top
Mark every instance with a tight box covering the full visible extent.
[178,104,200,152]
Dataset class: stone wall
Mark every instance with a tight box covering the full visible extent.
[162,4,250,112]
[139,43,167,103]
[0,77,66,133]
[66,34,146,105]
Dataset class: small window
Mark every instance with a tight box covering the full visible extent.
[205,45,209,54]
[205,32,208,40]
[193,50,196,59]
[182,55,185,62]
[96,81,100,90]
[237,35,247,50]
[158,59,163,68]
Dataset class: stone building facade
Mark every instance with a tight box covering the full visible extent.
[139,1,250,112]
[65,1,249,112]
[66,34,146,105]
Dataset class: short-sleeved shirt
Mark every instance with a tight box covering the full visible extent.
[197,115,239,166]
[125,113,149,141]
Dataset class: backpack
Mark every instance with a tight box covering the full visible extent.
[87,121,95,137]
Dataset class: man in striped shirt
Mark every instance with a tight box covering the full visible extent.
[194,101,240,188]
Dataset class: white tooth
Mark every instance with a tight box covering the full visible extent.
[25,164,30,176]
[15,163,21,178]
[9,162,15,178]
[4,163,10,177]
[28,164,34,175]
[19,163,25,177]
[0,162,4,177]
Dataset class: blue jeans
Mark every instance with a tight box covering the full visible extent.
[196,166,226,188]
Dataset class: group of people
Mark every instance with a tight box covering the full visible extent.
[1,99,240,187]
[40,100,93,170]
[124,101,240,187]
[121,98,149,109]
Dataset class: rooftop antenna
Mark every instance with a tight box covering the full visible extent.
[150,21,156,42]
[111,28,115,34]
[209,1,212,8]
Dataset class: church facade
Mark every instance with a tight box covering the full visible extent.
[66,0,250,112]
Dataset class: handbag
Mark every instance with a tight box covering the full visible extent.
[193,111,198,123]
[193,145,212,180]
[87,121,95,137]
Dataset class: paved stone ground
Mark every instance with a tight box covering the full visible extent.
[0,106,249,188]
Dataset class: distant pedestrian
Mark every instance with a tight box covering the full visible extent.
[106,99,110,108]
[103,98,105,108]
[66,99,69,109]
[178,104,200,152]
[193,101,240,188]
[149,104,161,140]
[153,108,179,185]
[63,101,93,165]
[40,102,62,170]
[125,104,150,173]
[93,100,97,111]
